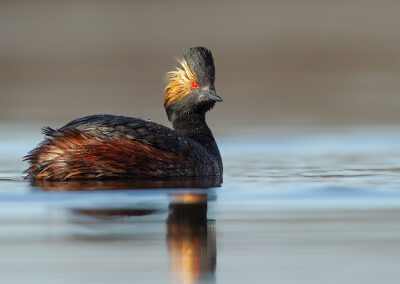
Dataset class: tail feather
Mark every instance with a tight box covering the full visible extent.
[23,128,84,180]
[41,127,56,137]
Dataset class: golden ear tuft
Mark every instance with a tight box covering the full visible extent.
[164,59,198,107]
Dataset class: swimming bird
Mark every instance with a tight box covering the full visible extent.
[24,47,223,180]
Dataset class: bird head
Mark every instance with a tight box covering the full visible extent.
[164,47,222,120]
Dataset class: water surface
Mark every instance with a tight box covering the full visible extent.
[1,125,400,284]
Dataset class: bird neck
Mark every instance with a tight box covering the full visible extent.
[170,112,221,162]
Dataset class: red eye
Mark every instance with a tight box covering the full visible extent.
[191,82,199,89]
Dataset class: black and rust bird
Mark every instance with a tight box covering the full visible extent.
[24,47,223,180]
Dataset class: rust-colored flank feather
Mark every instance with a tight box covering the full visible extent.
[24,128,218,180]
[164,59,198,107]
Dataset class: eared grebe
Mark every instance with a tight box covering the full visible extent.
[24,47,223,180]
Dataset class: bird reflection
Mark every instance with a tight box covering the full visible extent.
[167,194,216,284]
[71,194,216,284]
[33,177,219,284]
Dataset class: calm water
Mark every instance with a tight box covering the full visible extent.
[1,125,400,284]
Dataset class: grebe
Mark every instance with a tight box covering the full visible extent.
[24,47,223,180]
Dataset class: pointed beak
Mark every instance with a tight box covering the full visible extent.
[207,90,223,102]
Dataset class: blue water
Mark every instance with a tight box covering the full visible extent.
[3,126,400,207]
[1,125,400,283]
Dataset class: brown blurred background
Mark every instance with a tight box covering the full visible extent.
[1,0,400,133]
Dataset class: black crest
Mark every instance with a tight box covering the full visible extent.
[183,47,215,85]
